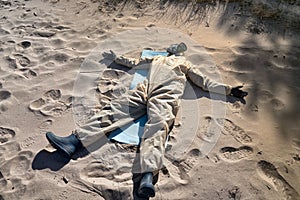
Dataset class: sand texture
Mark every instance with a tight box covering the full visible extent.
[0,0,299,199]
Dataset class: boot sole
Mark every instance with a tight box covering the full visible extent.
[138,183,155,198]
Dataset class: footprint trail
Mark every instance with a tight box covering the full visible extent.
[219,146,253,162]
[257,160,300,200]
[216,118,253,144]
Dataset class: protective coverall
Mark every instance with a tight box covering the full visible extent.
[74,54,232,173]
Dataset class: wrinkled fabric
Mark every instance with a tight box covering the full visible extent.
[75,55,231,173]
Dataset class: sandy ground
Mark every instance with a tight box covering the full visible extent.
[0,0,299,199]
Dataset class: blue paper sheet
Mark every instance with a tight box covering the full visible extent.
[141,50,169,59]
[129,69,148,90]
[108,50,168,145]
[108,115,148,144]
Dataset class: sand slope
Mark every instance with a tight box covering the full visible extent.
[0,0,299,199]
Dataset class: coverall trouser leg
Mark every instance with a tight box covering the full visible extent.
[75,81,148,148]
[139,66,186,173]
[75,66,186,173]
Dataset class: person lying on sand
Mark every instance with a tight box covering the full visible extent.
[45,43,248,198]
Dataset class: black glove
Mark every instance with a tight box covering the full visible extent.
[102,50,117,60]
[231,86,248,98]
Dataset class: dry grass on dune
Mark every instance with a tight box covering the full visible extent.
[93,0,299,33]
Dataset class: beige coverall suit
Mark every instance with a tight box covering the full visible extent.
[75,54,232,173]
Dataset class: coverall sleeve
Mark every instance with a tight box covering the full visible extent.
[114,55,140,68]
[183,64,232,95]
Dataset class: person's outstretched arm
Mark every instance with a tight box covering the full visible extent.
[187,66,232,95]
[180,63,247,98]
[115,55,141,68]
[103,50,152,68]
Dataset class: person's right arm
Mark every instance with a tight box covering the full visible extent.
[102,50,139,68]
[114,55,141,68]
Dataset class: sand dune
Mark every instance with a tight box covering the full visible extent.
[0,0,299,199]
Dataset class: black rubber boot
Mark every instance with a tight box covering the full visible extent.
[46,132,83,158]
[138,172,155,198]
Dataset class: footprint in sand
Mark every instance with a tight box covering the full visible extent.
[216,118,253,144]
[0,90,11,112]
[172,148,202,181]
[197,116,220,142]
[20,136,37,149]
[38,119,53,133]
[14,54,31,67]
[40,102,67,117]
[6,54,31,69]
[4,54,37,79]
[0,28,10,35]
[0,142,21,160]
[0,127,15,144]
[258,90,285,110]
[0,126,34,197]
[1,151,33,177]
[34,30,56,38]
[286,153,300,166]
[81,161,115,179]
[0,177,27,199]
[29,89,68,117]
[43,89,62,100]
[28,98,46,111]
[257,160,300,200]
[21,69,38,79]
[80,158,133,184]
[270,98,285,111]
[0,127,18,162]
[219,146,253,162]
[259,90,274,103]
[0,151,34,198]
[18,41,31,49]
[0,90,11,102]
[5,56,18,69]
[49,52,69,63]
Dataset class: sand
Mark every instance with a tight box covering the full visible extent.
[0,0,299,199]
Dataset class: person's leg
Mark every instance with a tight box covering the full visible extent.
[75,81,148,147]
[47,81,148,156]
[138,66,186,197]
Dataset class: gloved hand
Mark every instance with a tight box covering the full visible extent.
[102,50,117,60]
[231,86,248,98]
